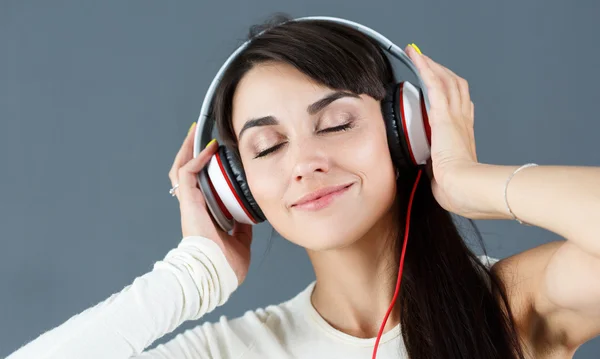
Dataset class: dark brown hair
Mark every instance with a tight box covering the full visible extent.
[211,13,526,359]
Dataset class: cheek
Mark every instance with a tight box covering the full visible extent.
[245,163,284,214]
[338,119,395,181]
[343,119,398,223]
[247,169,294,239]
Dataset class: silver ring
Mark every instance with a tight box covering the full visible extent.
[169,183,180,197]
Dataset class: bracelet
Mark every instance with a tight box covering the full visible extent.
[504,163,538,225]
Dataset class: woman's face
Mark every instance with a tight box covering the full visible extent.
[232,62,398,250]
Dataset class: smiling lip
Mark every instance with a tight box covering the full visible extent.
[291,183,354,211]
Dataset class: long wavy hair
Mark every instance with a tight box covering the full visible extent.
[210,13,526,359]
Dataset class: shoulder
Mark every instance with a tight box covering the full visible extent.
[226,282,314,336]
[489,240,564,319]
[148,286,312,359]
[198,282,314,345]
[489,240,580,358]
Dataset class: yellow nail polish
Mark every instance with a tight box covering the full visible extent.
[188,122,196,135]
[409,43,422,55]
[205,138,217,148]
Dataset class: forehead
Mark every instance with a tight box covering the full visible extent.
[231,62,331,130]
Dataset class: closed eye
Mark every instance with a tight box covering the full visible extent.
[253,142,287,159]
[253,121,355,159]
[317,122,353,134]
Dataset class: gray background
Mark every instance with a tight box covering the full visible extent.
[1,0,598,357]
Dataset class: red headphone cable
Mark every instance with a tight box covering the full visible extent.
[372,168,423,359]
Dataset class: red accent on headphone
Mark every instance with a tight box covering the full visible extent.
[398,83,417,166]
[420,93,431,145]
[206,168,233,220]
[215,152,257,224]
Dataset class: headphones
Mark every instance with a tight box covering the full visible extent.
[192,16,432,232]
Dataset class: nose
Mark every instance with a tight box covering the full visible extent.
[290,138,330,182]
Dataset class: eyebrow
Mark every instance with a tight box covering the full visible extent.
[237,91,360,140]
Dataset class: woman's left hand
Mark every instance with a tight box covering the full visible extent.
[405,44,481,216]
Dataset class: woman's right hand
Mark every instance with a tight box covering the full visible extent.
[168,123,253,285]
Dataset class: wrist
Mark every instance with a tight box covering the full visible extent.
[447,163,518,220]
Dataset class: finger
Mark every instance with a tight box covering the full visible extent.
[470,103,477,162]
[437,62,472,119]
[458,78,472,120]
[427,57,477,161]
[169,122,197,185]
[405,45,448,112]
[423,55,461,115]
[177,139,219,200]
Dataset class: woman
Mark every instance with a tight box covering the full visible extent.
[8,14,600,359]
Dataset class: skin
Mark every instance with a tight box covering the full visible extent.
[170,45,600,358]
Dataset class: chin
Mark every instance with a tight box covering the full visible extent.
[303,226,363,251]
[274,210,375,251]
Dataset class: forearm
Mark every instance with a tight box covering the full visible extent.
[7,236,238,359]
[458,163,600,256]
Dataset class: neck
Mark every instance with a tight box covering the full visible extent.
[306,206,402,339]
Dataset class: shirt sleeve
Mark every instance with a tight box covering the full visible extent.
[477,255,500,269]
[6,236,239,359]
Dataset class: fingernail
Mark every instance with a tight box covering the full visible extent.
[205,138,217,148]
[409,43,422,55]
[188,122,196,135]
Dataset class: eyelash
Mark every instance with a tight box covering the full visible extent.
[253,121,355,159]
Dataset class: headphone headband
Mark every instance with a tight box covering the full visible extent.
[192,16,430,157]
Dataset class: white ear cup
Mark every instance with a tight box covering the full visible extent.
[399,81,431,165]
[206,153,257,225]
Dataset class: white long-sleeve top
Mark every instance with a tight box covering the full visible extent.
[7,236,498,359]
